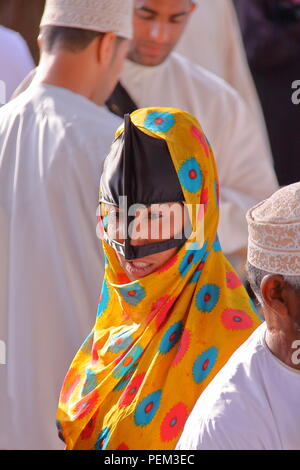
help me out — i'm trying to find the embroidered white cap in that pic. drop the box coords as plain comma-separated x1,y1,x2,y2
247,183,300,275
40,0,134,39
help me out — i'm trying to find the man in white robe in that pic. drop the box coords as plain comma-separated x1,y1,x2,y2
175,0,264,125
0,0,133,450
177,183,300,450
117,0,278,267
0,25,35,103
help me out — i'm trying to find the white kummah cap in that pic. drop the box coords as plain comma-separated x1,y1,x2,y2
247,182,300,276
40,0,134,39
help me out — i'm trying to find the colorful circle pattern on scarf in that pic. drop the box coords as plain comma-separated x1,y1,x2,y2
113,364,138,392
144,111,176,133
80,331,94,354
178,157,202,194
160,402,188,442
179,242,207,277
134,390,162,427
190,125,210,158
80,410,99,440
190,251,209,283
119,373,146,408
119,284,146,306
117,442,130,450
97,280,110,317
81,369,98,396
156,254,178,273
172,329,191,367
94,427,110,450
146,296,177,329
200,186,209,211
92,338,105,364
155,296,177,330
192,347,218,384
196,284,220,313
221,308,254,331
108,331,134,353
60,368,81,404
213,235,221,252
74,390,99,420
226,271,242,289
113,345,143,378
117,272,130,284
159,321,183,354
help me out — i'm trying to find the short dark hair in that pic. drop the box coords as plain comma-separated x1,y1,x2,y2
41,26,105,53
246,262,300,304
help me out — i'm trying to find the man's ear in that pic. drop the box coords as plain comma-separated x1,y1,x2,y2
261,274,289,317
96,32,117,66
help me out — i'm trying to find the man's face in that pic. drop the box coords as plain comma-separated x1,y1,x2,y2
128,0,195,66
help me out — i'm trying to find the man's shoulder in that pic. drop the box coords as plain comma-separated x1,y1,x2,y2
0,85,121,137
0,91,30,125
177,325,271,450
48,86,121,135
0,87,121,165
195,324,269,411
169,52,242,100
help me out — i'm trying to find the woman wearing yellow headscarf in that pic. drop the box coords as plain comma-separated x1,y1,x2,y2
56,108,261,450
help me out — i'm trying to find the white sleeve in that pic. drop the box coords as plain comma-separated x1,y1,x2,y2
176,399,266,450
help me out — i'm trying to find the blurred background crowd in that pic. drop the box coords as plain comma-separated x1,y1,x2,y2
1,0,300,184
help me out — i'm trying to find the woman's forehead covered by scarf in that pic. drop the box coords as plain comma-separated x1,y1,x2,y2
100,113,185,207
101,107,218,207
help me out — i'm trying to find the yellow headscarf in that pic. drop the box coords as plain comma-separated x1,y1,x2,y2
57,108,261,450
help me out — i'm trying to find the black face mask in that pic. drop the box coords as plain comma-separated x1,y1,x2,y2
100,114,192,260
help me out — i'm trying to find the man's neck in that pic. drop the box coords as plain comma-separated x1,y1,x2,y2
265,327,300,371
37,53,105,106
